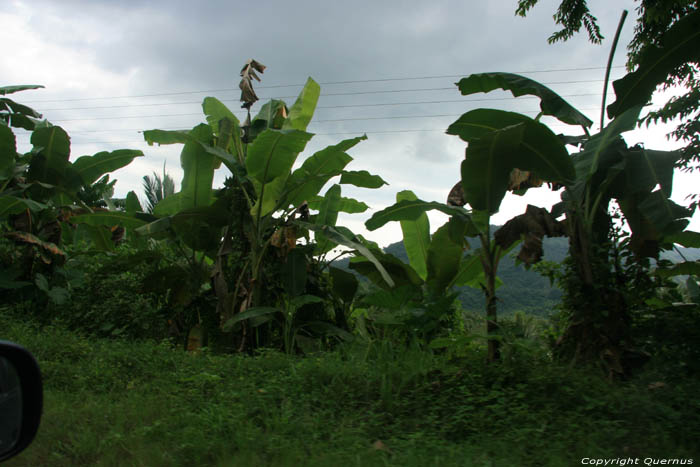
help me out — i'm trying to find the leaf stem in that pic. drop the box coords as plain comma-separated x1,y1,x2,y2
231,258,251,314
600,10,628,131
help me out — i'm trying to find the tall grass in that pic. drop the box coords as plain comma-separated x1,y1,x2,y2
1,308,698,466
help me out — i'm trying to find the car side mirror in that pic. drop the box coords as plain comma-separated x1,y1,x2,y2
0,340,43,462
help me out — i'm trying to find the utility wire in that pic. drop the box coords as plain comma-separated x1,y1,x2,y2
21,122,595,146
21,66,625,104
45,94,602,126
47,93,603,123
37,80,610,111
322,94,601,109
16,109,598,145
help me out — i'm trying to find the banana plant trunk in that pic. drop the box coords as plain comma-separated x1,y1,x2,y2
480,233,500,362
558,215,632,376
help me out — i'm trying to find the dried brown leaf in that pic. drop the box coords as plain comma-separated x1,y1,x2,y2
111,225,125,244
239,79,259,109
508,168,543,191
446,181,466,207
284,226,297,250
494,205,566,266
270,228,285,248
239,59,266,109
4,231,66,260
240,59,266,77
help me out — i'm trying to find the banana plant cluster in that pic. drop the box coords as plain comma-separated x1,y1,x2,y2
361,9,699,364
424,10,698,369
353,190,479,340
364,75,578,359
1,85,143,299
91,73,392,351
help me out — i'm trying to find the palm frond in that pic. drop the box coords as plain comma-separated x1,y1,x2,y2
142,174,159,213
142,162,176,213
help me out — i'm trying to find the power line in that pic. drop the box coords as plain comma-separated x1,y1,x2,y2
317,94,602,109
38,79,611,112
16,108,599,146
21,66,624,104
312,110,602,124
20,122,593,146
34,101,602,134
47,93,603,123
49,94,600,129
270,68,623,87
15,130,458,145
58,127,186,134
52,112,202,122
42,80,610,112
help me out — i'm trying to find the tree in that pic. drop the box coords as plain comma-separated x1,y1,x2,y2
452,5,700,374
142,164,175,213
516,0,700,175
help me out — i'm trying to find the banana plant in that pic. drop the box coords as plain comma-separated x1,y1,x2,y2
367,94,576,359
366,76,578,359
439,10,699,370
1,85,143,294
130,66,392,350
444,75,579,360
357,190,485,341
221,244,354,354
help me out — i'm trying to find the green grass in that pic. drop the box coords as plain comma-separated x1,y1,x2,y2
1,310,698,466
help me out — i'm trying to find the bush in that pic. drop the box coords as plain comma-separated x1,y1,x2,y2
50,244,170,340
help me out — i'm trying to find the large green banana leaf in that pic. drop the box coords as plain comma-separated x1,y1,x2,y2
246,129,313,184
396,190,430,281
27,126,71,186
179,124,217,210
0,125,16,180
71,211,148,229
339,169,388,189
451,112,572,214
282,77,320,131
300,222,395,288
313,184,342,255
0,196,47,217
72,149,144,186
285,135,365,209
366,198,473,232
457,72,593,128
426,222,463,294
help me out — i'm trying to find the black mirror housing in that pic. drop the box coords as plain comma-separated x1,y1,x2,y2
0,340,43,462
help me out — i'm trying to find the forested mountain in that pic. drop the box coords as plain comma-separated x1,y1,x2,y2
337,230,700,316
383,234,568,316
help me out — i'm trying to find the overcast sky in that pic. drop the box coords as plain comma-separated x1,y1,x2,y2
3,0,696,246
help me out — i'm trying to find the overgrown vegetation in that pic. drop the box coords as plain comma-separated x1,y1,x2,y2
1,307,699,466
1,4,700,464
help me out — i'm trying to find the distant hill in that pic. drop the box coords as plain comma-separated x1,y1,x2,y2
382,234,568,316
660,247,700,263
336,228,700,317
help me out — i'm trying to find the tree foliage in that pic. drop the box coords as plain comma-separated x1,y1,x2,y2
444,15,697,370
516,0,700,172
142,165,175,213
515,0,603,44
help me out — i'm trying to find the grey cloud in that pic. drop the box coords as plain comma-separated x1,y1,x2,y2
6,0,658,245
